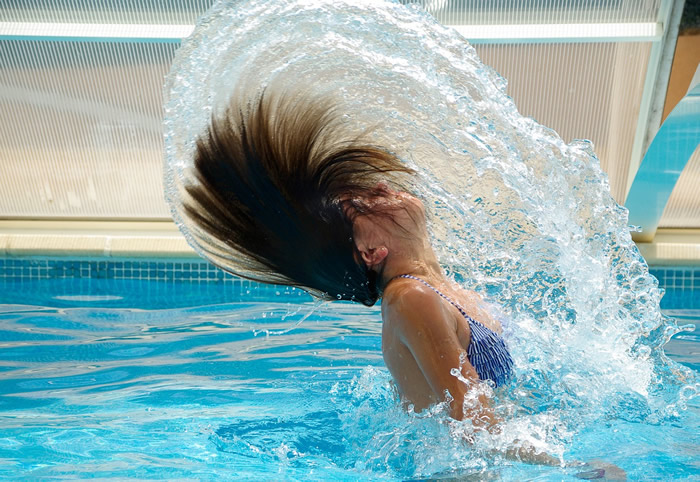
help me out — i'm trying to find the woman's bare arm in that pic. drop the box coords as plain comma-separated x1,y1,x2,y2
383,283,495,425
383,283,562,466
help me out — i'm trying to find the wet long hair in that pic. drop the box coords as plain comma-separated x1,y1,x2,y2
182,89,414,305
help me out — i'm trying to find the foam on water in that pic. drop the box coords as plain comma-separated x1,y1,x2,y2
163,0,699,468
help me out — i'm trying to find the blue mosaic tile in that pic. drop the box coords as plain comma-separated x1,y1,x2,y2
1,257,230,283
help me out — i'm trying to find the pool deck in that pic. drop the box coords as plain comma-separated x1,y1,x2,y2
0,220,197,259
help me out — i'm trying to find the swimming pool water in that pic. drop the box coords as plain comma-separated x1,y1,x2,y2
0,278,697,479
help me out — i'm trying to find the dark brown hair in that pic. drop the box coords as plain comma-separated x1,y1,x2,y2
182,90,413,305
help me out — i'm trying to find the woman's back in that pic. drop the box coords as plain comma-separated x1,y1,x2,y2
380,276,510,422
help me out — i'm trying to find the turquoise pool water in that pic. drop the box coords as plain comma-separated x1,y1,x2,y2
0,277,697,479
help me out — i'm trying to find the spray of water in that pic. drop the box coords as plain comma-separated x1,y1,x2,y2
164,0,698,473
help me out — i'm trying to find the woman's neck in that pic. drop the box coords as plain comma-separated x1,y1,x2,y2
380,244,445,287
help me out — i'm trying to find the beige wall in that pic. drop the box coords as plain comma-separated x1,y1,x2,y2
662,34,700,121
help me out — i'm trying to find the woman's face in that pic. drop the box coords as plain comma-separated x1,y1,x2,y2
349,183,427,269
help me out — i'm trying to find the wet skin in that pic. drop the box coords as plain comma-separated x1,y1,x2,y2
349,184,502,423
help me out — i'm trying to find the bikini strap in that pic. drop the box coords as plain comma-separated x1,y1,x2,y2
394,274,478,324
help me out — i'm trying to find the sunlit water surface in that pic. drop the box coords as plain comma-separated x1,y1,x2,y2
0,279,697,480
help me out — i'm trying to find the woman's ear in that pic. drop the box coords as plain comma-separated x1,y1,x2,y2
359,245,388,270
352,212,388,270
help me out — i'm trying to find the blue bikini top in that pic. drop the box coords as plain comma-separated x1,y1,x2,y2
395,274,514,387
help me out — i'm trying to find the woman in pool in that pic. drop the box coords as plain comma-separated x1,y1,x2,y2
182,90,563,466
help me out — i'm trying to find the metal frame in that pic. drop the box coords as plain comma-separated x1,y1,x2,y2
625,0,685,200
454,22,661,44
0,22,191,42
0,20,663,44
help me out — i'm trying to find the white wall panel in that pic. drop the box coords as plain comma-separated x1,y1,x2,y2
0,40,174,218
475,42,651,203
405,0,661,25
0,0,216,24
1,0,680,221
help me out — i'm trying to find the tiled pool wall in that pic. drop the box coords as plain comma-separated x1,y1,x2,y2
648,266,699,309
0,257,697,308
0,257,310,302
0,258,237,283
648,267,700,290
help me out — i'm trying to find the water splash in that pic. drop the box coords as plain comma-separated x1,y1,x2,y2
251,299,329,337
163,0,697,466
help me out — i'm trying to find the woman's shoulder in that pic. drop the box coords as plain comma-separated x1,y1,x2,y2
383,276,434,305
382,278,451,326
